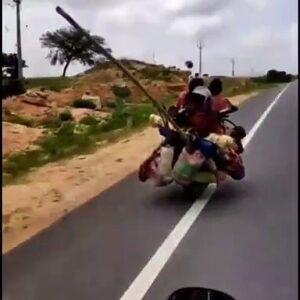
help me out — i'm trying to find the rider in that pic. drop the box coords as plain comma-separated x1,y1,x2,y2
208,78,238,114
208,78,238,134
175,77,204,109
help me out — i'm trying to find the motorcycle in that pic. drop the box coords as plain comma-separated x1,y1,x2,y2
182,113,245,198
138,110,246,199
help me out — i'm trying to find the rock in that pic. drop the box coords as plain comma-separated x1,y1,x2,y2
70,108,94,122
21,97,51,108
96,140,108,146
26,144,41,152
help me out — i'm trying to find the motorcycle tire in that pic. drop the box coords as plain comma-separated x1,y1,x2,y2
183,182,209,200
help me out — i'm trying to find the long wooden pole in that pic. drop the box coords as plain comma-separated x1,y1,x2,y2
55,6,187,141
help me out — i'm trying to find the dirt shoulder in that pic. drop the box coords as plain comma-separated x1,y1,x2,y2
2,92,257,254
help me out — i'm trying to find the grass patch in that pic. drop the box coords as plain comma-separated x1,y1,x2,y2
24,76,75,92
221,78,277,97
4,114,35,127
3,94,177,184
4,79,275,185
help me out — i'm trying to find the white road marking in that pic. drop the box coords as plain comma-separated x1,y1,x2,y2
119,84,291,300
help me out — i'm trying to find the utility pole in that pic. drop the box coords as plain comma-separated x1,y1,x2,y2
14,0,23,79
230,58,235,77
197,40,204,76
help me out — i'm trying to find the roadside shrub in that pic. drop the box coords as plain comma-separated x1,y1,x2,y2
111,84,131,98
79,115,101,126
72,99,96,109
39,116,62,129
58,109,74,122
105,101,116,109
4,114,35,127
2,78,26,98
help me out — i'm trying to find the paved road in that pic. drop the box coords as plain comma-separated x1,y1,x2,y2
3,83,298,300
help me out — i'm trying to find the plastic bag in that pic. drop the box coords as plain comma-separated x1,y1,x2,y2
147,146,174,187
158,146,174,178
172,148,206,185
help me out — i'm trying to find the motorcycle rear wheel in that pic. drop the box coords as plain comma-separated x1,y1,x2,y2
183,182,209,200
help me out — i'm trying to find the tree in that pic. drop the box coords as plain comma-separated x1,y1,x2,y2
40,27,111,77
266,69,292,83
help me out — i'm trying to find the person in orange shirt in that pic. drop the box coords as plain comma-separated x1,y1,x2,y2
207,78,238,134
208,78,238,114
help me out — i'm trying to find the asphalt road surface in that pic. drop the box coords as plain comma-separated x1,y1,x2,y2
3,82,298,300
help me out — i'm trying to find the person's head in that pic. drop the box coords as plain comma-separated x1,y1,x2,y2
194,73,199,78
188,77,204,93
208,78,223,96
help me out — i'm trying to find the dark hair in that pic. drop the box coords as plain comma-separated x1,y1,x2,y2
208,78,223,96
194,73,199,78
188,77,204,93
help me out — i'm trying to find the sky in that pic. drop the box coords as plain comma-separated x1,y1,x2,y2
2,0,298,78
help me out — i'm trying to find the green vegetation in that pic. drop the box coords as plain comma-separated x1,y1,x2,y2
40,27,111,77
3,57,281,185
72,99,97,109
4,113,35,127
24,76,75,91
111,84,131,98
58,109,74,122
140,66,173,81
221,78,276,97
3,94,176,184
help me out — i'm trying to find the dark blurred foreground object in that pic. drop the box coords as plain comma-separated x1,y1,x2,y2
2,53,27,79
2,78,26,99
2,53,27,98
168,287,236,300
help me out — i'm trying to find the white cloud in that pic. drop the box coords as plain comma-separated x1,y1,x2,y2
243,0,269,11
168,15,224,37
2,0,296,77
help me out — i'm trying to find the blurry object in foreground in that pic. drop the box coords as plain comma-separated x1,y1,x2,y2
168,287,236,300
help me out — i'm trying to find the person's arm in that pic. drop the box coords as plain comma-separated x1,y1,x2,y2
175,91,187,109
224,98,238,113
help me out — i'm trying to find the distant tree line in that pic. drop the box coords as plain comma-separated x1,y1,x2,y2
266,69,294,83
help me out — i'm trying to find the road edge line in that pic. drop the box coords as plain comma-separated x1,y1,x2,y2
119,83,291,300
